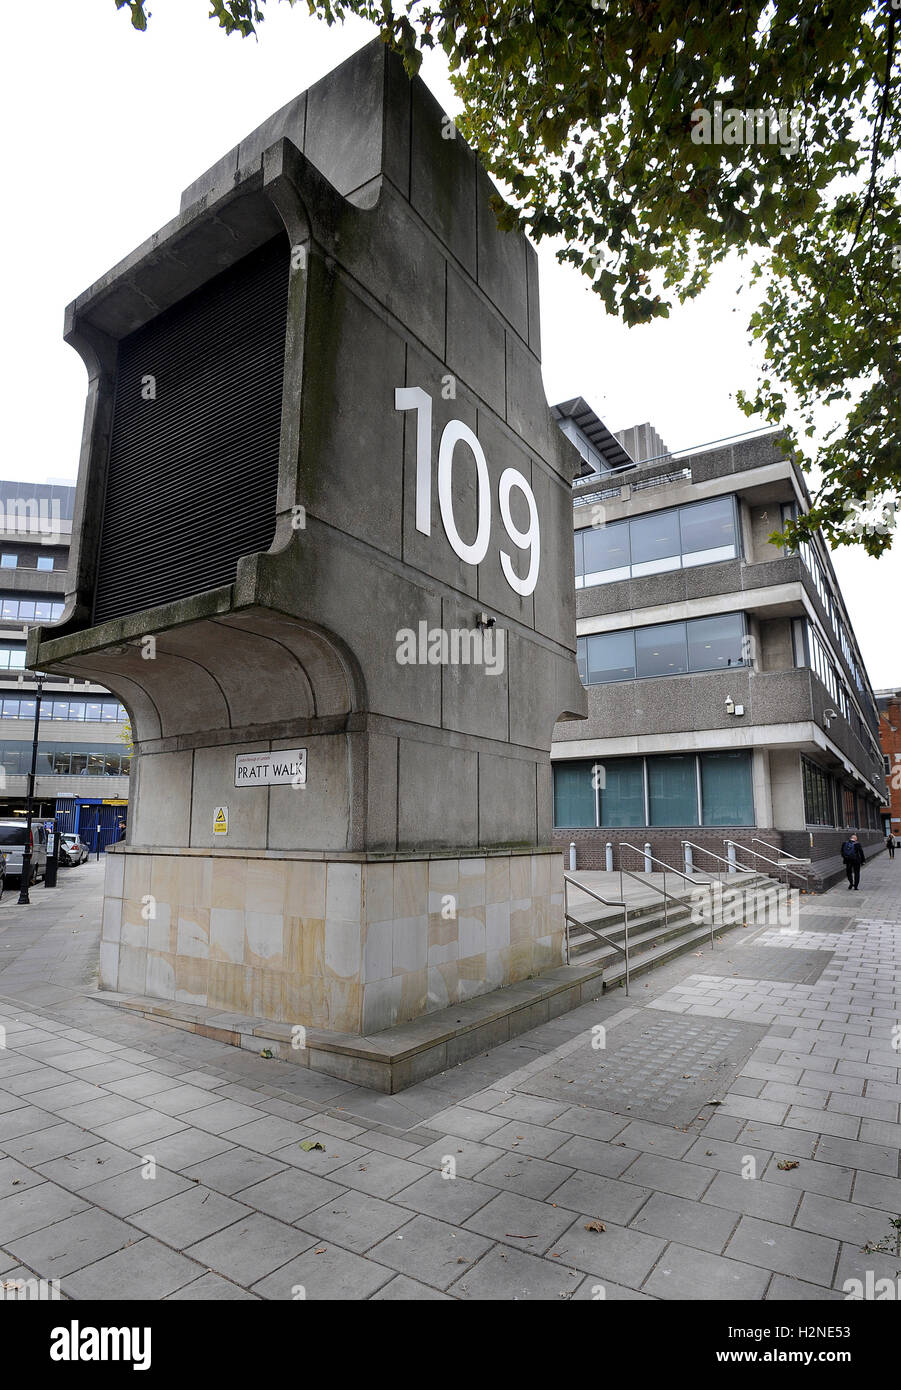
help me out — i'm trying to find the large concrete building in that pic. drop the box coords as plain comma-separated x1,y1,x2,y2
0,479,130,847
551,400,887,886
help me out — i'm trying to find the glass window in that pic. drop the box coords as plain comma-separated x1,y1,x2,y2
51,752,71,774
69,753,88,775
50,701,69,720
18,700,35,721
841,785,857,827
701,752,754,826
67,701,85,722
599,758,645,826
87,754,106,775
36,556,54,572
586,631,636,684
117,705,128,722
6,649,25,669
104,755,121,775
687,614,745,672
51,603,64,619
581,521,630,585
648,754,699,826
1,555,17,568
101,702,118,721
553,761,596,827
576,637,588,685
635,622,688,678
34,601,53,621
17,601,35,621
0,599,16,619
0,699,17,718
85,702,102,722
630,510,681,577
680,497,737,566
803,758,835,826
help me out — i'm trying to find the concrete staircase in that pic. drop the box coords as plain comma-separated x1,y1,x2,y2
564,871,790,991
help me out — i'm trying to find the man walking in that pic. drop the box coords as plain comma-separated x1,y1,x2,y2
886,833,895,861
841,833,866,890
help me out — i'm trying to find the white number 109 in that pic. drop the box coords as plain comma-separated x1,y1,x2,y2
395,386,541,597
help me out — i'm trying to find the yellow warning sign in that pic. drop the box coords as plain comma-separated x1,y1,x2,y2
213,805,228,835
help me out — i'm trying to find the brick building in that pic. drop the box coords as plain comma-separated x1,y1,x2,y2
876,689,901,838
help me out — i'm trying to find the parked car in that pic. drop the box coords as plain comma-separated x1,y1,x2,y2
0,820,48,885
60,834,90,867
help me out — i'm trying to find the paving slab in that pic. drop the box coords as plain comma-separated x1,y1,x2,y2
185,1212,316,1283
129,1186,250,1246
180,1147,289,1195
7,1209,136,1278
299,1189,415,1253
724,1214,839,1285
366,1213,493,1290
61,1237,201,1300
643,1242,772,1300
251,1243,395,1300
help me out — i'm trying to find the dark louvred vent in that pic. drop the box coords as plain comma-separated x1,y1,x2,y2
93,235,289,624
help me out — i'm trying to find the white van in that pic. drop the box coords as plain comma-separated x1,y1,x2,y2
0,820,48,885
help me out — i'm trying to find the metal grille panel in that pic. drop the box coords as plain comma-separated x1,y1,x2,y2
93,236,289,623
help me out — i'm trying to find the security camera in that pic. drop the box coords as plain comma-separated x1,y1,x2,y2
724,696,735,715
476,612,496,630
824,708,837,720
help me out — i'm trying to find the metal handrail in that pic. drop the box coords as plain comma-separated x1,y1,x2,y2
752,836,807,864
682,839,749,877
617,842,699,889
682,840,775,929
617,842,715,948
563,873,632,996
724,840,811,894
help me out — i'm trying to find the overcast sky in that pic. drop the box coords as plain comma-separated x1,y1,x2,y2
3,0,896,686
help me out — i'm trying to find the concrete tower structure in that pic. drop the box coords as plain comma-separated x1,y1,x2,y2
31,42,585,1053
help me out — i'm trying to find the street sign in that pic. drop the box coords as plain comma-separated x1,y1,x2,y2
234,749,306,788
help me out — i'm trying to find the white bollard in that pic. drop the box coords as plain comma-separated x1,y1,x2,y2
569,842,577,872
726,840,737,873
644,842,653,874
684,842,693,876
605,841,613,872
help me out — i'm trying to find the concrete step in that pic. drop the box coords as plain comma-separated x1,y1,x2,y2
567,876,784,949
601,919,744,990
565,875,791,986
568,907,696,962
568,872,772,933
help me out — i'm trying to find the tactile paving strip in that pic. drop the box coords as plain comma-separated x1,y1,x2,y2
698,944,833,981
521,1013,770,1127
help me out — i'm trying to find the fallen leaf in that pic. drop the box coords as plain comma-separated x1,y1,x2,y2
300,1141,326,1152
584,1219,606,1233
777,1159,799,1171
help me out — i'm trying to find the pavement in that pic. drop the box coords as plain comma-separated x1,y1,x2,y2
0,853,899,1301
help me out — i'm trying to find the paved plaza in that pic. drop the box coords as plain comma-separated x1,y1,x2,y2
0,855,899,1300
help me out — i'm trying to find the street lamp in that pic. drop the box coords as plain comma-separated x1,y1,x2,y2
17,675,44,905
